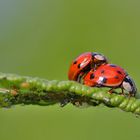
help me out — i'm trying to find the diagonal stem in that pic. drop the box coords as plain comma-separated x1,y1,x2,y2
0,72,139,115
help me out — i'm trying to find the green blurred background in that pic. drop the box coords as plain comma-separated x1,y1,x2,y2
0,0,140,140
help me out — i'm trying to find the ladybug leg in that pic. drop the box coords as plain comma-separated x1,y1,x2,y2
77,71,88,83
108,88,115,94
128,92,135,98
77,72,85,83
120,88,125,96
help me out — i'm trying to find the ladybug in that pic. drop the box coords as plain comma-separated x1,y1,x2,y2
83,64,137,96
68,52,108,81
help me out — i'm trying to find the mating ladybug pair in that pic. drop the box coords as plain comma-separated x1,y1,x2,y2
68,52,137,97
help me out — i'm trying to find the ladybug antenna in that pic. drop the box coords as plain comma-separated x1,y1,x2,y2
122,76,137,96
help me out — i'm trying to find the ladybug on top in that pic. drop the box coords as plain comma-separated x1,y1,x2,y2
68,52,108,81
68,52,137,97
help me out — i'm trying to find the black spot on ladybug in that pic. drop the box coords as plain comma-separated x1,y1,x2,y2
102,77,107,83
90,73,95,79
117,70,122,75
78,64,81,69
109,64,117,67
101,70,105,74
114,76,119,79
73,61,77,64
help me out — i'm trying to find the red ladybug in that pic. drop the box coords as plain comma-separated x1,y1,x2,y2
68,52,108,81
83,64,137,96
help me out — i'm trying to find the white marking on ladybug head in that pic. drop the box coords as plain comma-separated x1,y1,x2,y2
80,58,88,67
94,54,105,61
122,81,132,92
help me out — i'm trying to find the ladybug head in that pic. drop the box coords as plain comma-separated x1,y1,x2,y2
122,76,137,96
92,53,108,67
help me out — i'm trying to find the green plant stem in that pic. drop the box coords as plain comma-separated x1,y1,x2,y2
0,72,139,115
